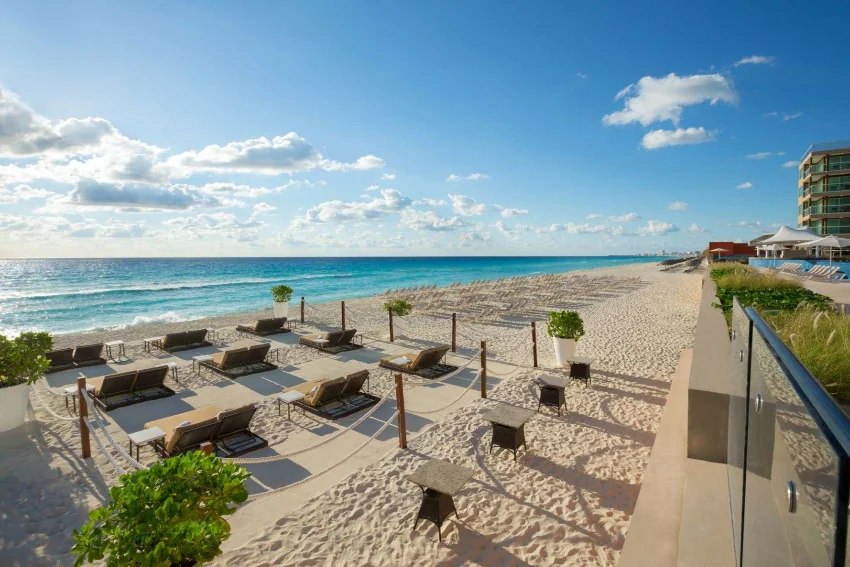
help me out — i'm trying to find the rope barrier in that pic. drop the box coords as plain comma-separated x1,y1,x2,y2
247,410,400,501
81,389,147,471
224,384,397,464
403,348,483,387
30,382,79,422
406,370,483,415
84,418,128,477
486,346,536,377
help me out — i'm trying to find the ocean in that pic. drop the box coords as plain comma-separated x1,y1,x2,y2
0,256,664,336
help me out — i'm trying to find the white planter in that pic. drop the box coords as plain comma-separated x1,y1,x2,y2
0,383,30,432
273,301,290,319
552,337,577,367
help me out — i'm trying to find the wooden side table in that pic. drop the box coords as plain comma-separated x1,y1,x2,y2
128,427,166,460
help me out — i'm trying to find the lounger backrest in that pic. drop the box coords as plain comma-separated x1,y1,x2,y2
216,404,257,437
406,349,430,371
134,366,168,391
341,370,369,397
323,331,345,346
339,328,358,345
46,348,74,367
168,419,221,454
98,371,138,397
271,317,287,329
220,347,249,369
254,318,276,332
73,343,103,362
185,329,208,345
246,343,271,364
309,377,346,406
161,332,187,349
414,345,450,370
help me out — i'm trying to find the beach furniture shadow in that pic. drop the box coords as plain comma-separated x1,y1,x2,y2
241,452,312,495
106,392,197,434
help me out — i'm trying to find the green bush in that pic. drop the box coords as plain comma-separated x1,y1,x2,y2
546,311,585,341
710,265,831,320
72,452,251,567
383,298,413,317
270,285,294,303
768,307,850,403
0,332,53,389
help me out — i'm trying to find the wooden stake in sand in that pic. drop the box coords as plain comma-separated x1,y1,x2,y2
300,297,305,324
341,301,346,331
480,340,487,398
531,321,538,368
395,373,407,449
388,307,394,343
452,313,457,353
200,442,214,456
78,377,91,459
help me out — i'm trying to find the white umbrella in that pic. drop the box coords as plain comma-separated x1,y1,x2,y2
795,235,850,267
709,247,729,261
758,244,787,267
759,225,820,245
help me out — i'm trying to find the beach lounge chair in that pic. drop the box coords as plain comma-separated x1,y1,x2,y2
379,345,455,378
87,366,175,411
45,343,108,373
282,370,378,419
299,328,362,354
201,343,276,378
153,330,212,353
145,406,223,458
236,317,291,337
214,404,269,456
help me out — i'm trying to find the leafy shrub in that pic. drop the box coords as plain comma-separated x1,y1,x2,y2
270,285,294,303
768,307,850,403
72,452,251,567
0,332,53,389
546,311,585,341
383,298,413,317
710,263,753,280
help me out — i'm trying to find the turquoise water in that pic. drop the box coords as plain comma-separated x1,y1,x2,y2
0,256,664,335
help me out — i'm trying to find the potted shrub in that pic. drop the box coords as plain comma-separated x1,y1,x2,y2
0,332,52,432
546,310,585,366
72,451,251,567
270,284,294,319
383,298,413,339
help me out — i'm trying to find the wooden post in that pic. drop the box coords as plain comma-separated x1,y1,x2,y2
451,313,457,353
531,321,538,368
388,308,394,342
480,340,487,399
300,297,305,323
78,377,91,459
341,301,346,331
200,442,214,456
395,373,407,449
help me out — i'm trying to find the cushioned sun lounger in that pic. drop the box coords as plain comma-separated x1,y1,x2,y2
236,317,291,337
144,404,267,458
282,371,379,419
87,366,175,411
201,343,276,378
154,330,212,352
379,345,455,378
299,329,362,354
45,344,107,373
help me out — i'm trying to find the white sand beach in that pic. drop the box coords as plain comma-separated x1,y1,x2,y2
0,262,702,566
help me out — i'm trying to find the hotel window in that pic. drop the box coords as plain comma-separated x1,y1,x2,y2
827,175,850,192
824,197,850,214
828,154,850,172
826,218,850,234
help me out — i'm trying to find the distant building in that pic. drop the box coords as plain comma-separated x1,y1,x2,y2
797,141,850,236
706,241,757,259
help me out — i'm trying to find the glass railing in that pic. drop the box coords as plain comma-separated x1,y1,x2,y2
828,163,850,173
826,183,850,193
811,184,826,194
825,225,850,235
728,299,850,566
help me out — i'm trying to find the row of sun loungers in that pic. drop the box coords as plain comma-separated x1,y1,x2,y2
144,403,268,458
775,262,846,281
88,365,175,411
201,343,276,378
299,328,361,354
236,317,292,337
379,345,455,379
282,369,378,419
151,329,212,352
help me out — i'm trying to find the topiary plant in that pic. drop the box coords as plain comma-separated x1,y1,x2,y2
72,451,251,567
383,298,413,317
546,311,585,341
0,332,53,389
270,284,294,303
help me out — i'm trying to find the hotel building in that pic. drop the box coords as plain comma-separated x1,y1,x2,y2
797,141,850,236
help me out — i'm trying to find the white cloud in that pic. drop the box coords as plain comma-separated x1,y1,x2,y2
500,207,528,217
198,182,274,198
586,213,602,219
737,181,753,189
782,160,798,168
413,198,446,207
447,173,489,182
549,222,608,234
458,231,492,246
688,223,707,233
641,127,717,150
0,184,54,204
251,202,276,216
746,151,772,159
349,155,386,170
380,173,396,180
449,193,490,216
609,212,640,222
495,220,535,238
603,73,737,127
292,188,412,228
734,55,775,67
163,212,263,241
57,180,227,211
398,209,470,232
576,72,588,79
637,220,679,236
668,201,688,211
366,184,380,191
0,212,153,240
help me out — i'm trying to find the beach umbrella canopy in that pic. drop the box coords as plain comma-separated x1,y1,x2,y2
760,225,819,245
709,247,729,252
794,235,850,249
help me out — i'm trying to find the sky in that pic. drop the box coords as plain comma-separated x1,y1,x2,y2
1,0,849,258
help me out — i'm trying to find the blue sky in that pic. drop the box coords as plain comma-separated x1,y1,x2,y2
1,0,848,257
